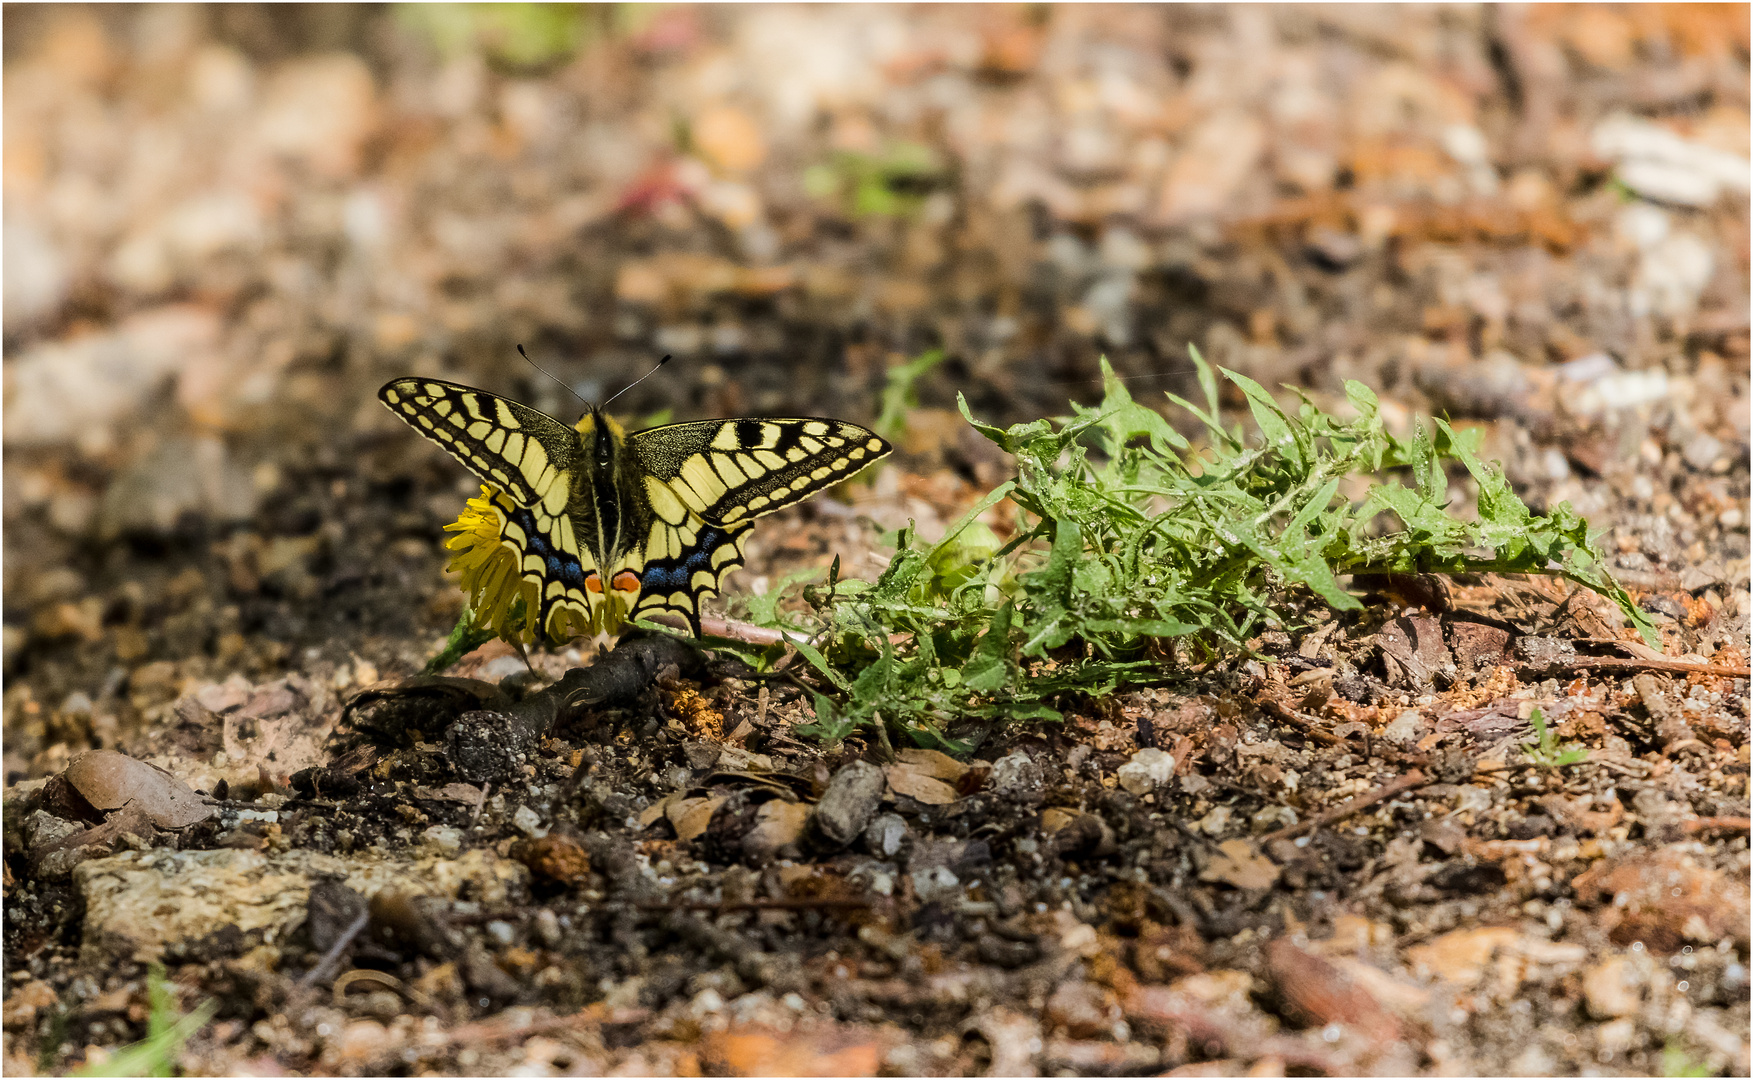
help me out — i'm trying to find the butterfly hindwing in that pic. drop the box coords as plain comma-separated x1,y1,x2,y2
471,486,602,640
627,418,891,527
630,518,754,634
379,378,579,516
505,498,599,637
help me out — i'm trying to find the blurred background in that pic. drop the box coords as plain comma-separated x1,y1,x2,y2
4,4,1747,779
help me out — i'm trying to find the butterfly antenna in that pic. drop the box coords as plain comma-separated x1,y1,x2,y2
600,354,672,411
516,344,590,406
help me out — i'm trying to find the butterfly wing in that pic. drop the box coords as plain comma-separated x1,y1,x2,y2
379,379,579,515
626,418,891,527
626,518,754,634
381,378,603,637
622,417,891,633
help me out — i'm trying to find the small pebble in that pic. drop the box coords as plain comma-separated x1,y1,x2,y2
512,805,546,838
421,825,462,856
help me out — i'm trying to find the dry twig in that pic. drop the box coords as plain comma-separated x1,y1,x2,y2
1683,816,1751,835
644,613,795,646
1261,769,1430,845
1258,697,1346,747
635,897,874,913
297,907,370,989
1514,657,1751,678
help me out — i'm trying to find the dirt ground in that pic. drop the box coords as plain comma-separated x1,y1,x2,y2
3,5,1749,1077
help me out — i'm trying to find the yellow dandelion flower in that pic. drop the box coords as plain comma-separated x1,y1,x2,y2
443,486,538,644
442,485,605,645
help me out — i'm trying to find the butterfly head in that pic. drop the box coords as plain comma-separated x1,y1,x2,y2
574,407,628,468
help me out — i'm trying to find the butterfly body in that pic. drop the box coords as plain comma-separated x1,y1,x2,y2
380,377,891,639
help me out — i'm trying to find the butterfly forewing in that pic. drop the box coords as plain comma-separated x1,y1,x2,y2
379,378,579,515
628,418,891,527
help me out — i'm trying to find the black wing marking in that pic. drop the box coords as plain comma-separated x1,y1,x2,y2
496,499,602,638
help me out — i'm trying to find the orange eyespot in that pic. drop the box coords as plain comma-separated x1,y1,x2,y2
611,570,641,593
583,572,603,593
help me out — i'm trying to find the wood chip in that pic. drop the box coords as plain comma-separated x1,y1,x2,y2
1199,839,1280,890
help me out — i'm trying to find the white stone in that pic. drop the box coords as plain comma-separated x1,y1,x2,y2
1115,748,1176,795
421,826,463,857
1594,113,1750,207
512,805,546,838
909,865,961,904
1382,709,1426,746
1583,956,1644,1019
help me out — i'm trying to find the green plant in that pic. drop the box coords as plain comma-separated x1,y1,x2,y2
1522,708,1590,769
74,963,217,1078
726,347,1656,750
802,143,946,218
423,602,500,675
1661,1040,1713,1078
875,348,948,444
399,3,607,71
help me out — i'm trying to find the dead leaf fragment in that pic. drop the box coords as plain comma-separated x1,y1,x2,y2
638,792,680,830
704,1022,889,1076
885,761,959,805
1324,957,1430,1021
1376,614,1455,690
1571,845,1750,951
62,750,212,829
894,747,968,782
742,799,810,859
1265,938,1398,1044
1198,840,1279,890
670,795,726,842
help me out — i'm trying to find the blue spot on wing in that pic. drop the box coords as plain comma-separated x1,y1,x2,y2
644,564,688,589
506,507,589,590
641,525,741,591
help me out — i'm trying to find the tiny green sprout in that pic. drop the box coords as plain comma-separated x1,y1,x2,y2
1521,708,1590,769
875,348,948,445
74,962,216,1078
807,143,944,219
424,603,499,675
1661,1040,1712,1078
